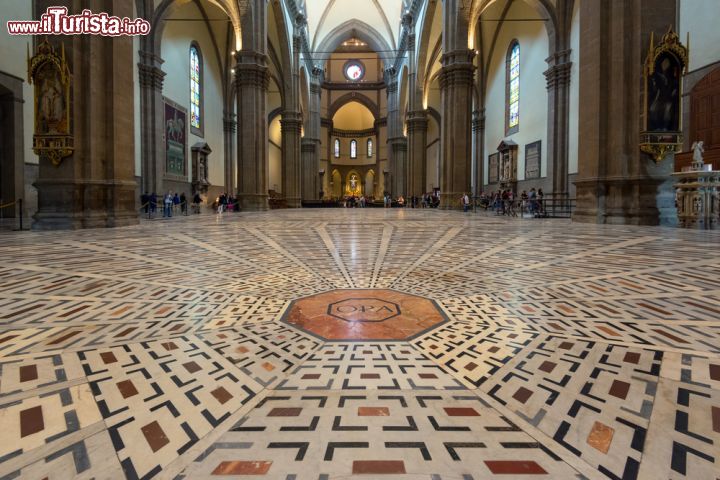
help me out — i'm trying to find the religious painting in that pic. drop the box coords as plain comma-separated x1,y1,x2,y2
525,141,541,180
640,27,688,161
164,98,187,176
345,171,362,196
488,153,499,184
28,39,73,166
647,53,681,132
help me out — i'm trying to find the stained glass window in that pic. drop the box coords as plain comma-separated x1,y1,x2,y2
350,140,357,159
367,138,373,158
507,42,520,131
190,45,202,130
334,138,340,158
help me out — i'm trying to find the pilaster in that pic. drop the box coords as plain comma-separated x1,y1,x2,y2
439,50,475,208
235,54,270,211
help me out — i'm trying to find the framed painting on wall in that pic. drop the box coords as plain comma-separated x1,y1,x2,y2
525,141,541,179
488,152,499,184
164,98,187,177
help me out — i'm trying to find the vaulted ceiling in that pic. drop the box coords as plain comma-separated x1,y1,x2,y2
298,0,408,52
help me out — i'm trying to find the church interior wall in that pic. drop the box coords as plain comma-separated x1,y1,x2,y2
482,0,549,192
679,0,720,72
268,115,282,193
160,0,226,194
0,0,37,219
426,112,440,192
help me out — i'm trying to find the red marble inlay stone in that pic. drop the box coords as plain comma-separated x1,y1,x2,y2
117,380,139,399
302,373,321,380
20,405,44,437
623,352,641,364
211,387,233,405
142,421,170,452
558,342,574,350
513,387,534,404
161,342,178,351
488,346,500,353
282,289,447,341
419,373,438,379
212,461,272,475
608,380,630,400
444,407,480,416
19,365,38,382
709,364,720,381
100,352,117,364
268,407,302,417
484,460,548,474
712,406,720,433
360,373,381,379
358,406,390,416
465,362,479,371
538,361,556,373
352,460,406,474
183,361,202,373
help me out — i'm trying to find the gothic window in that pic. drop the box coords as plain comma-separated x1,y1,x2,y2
350,139,358,159
506,41,520,134
334,138,340,158
367,138,373,158
190,43,203,135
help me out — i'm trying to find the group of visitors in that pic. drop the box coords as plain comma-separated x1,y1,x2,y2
344,195,368,208
477,188,544,216
141,191,235,218
213,193,239,213
383,192,441,208
141,191,188,218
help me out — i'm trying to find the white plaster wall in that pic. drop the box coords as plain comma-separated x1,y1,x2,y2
426,115,440,191
679,0,720,71
482,0,548,184
0,1,36,167
161,2,225,188
568,0,580,175
269,116,282,192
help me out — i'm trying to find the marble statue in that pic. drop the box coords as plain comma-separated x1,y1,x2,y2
691,141,705,167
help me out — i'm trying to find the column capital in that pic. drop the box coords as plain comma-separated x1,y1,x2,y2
406,110,428,132
234,61,270,89
281,111,303,134
439,50,476,89
543,61,572,89
388,137,408,152
472,109,485,132
138,63,166,91
223,116,237,133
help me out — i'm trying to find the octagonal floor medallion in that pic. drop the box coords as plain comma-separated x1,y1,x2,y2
281,289,449,341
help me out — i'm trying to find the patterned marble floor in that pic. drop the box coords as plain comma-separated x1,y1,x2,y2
0,209,718,480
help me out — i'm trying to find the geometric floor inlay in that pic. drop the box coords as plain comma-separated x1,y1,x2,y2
0,209,718,480
282,289,449,340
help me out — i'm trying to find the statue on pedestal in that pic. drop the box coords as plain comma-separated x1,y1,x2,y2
691,141,705,170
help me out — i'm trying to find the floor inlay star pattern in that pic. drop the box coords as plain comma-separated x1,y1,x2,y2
0,210,718,480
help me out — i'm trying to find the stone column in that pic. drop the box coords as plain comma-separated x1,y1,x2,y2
235,52,269,211
472,109,485,195
439,50,475,208
33,2,137,229
573,0,677,225
301,139,319,200
223,114,236,194
407,110,428,197
544,52,572,196
281,111,302,207
301,75,322,201
388,138,408,196
138,51,166,196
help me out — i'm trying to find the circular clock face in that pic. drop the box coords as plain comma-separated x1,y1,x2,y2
345,62,364,81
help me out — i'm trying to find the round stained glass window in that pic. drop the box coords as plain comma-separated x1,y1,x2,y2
344,61,365,81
